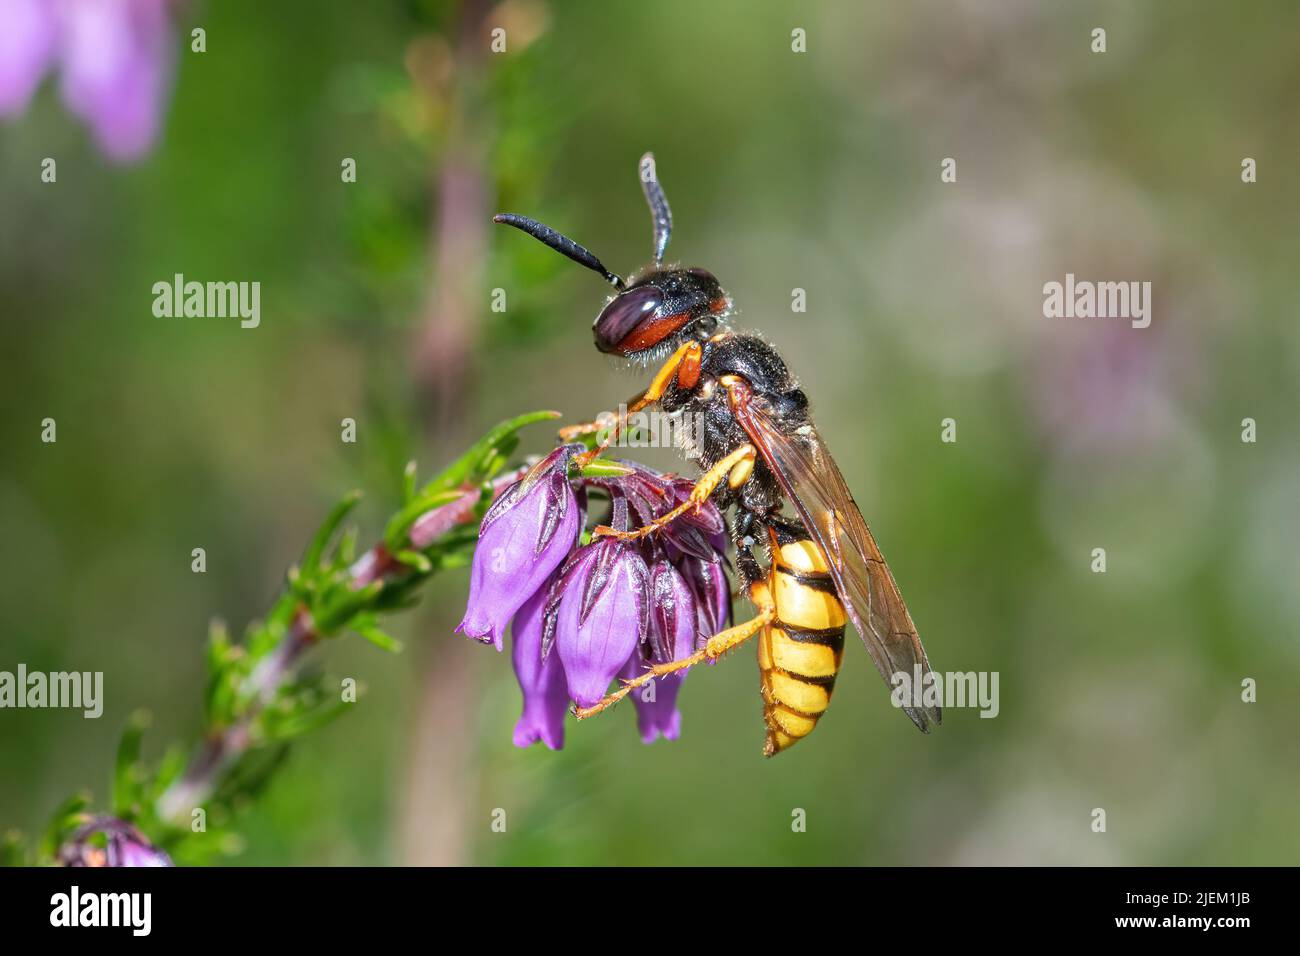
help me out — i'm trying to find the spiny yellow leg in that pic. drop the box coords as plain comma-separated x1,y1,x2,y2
561,403,656,450
571,341,698,467
570,396,653,466
573,602,776,719
558,420,605,441
592,444,756,541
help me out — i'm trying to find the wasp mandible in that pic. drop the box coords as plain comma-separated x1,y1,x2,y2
493,154,939,754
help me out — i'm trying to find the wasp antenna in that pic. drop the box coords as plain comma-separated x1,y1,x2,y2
638,152,672,265
492,213,625,289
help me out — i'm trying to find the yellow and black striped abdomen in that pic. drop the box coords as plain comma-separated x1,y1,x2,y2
758,536,846,756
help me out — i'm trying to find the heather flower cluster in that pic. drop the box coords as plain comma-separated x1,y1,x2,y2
0,0,176,163
458,445,732,749
57,817,172,868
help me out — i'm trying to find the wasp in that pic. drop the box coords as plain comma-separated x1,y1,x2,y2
493,154,939,754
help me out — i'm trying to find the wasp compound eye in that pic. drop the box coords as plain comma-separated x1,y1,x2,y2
593,286,664,354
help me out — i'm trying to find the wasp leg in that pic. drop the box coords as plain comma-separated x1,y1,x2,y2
573,596,776,720
566,395,652,462
557,419,606,441
559,387,651,450
573,340,700,466
592,443,756,542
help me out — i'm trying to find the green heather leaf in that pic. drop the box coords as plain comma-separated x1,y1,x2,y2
205,619,231,673
269,697,351,741
251,593,297,658
151,744,189,800
576,458,633,478
402,460,418,504
392,549,432,574
383,487,465,549
244,625,274,662
423,409,559,494
112,710,151,816
352,614,403,653
476,443,515,482
315,580,383,634
212,745,290,806
41,791,92,858
0,831,28,867
204,642,245,728
302,490,362,572
336,527,359,566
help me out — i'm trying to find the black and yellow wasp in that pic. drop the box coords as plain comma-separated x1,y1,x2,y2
494,154,939,754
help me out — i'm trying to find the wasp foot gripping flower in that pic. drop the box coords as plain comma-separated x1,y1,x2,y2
457,445,582,651
459,454,733,748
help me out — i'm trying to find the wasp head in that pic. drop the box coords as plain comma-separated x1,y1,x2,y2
493,152,730,361
591,267,728,357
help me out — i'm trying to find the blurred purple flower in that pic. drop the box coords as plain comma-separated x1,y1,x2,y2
510,578,568,750
60,0,176,162
111,831,172,867
1028,323,1164,450
458,446,581,651
0,0,57,116
58,817,172,867
0,0,176,163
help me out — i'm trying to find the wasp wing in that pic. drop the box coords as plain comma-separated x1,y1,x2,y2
733,397,941,733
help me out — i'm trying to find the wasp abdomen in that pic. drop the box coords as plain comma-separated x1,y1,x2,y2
759,537,847,755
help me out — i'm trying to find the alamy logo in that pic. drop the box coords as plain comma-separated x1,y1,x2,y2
1042,273,1151,328
595,404,706,451
0,664,102,718
890,667,1000,718
50,887,151,936
152,273,260,328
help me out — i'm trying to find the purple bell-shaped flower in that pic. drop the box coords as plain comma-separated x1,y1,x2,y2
510,576,569,750
551,499,650,708
458,446,581,651
623,559,698,742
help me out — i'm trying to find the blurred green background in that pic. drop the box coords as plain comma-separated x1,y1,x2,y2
2,0,1298,865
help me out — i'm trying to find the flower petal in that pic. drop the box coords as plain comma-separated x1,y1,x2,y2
679,555,733,648
556,543,649,707
58,0,176,163
0,0,57,117
510,580,569,750
620,650,685,744
647,560,696,663
458,460,580,650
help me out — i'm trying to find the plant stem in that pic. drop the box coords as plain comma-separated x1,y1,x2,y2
153,468,521,827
